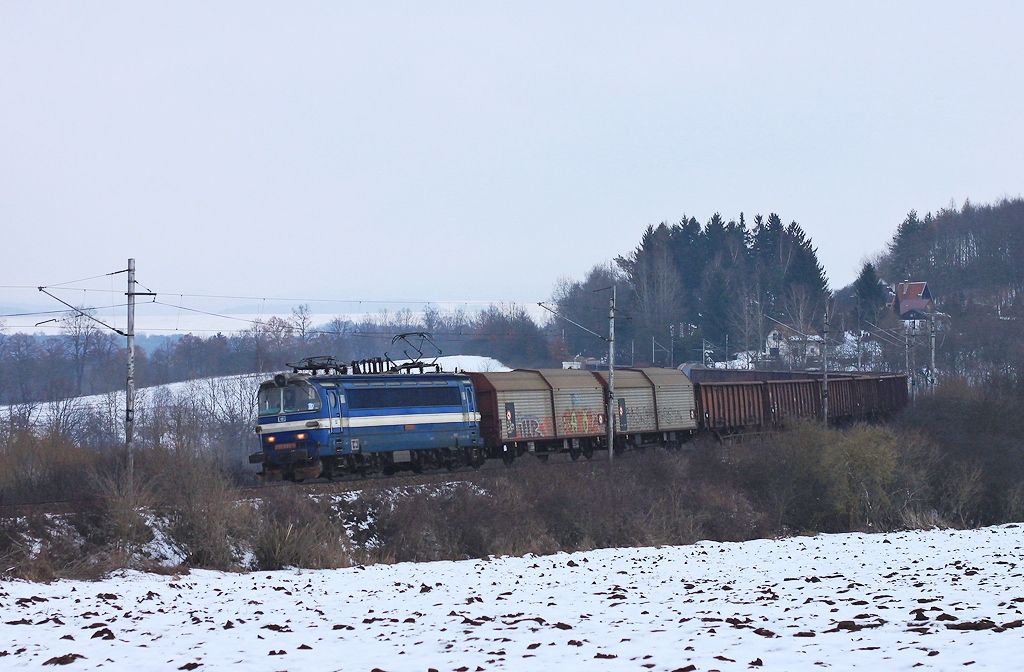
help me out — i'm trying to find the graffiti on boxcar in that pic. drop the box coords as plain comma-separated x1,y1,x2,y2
560,408,606,434
623,407,657,431
503,403,551,439
515,417,549,439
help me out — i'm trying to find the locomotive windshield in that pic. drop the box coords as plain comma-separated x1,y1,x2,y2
258,380,321,416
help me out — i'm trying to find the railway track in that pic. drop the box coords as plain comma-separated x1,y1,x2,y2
242,449,621,497
0,499,83,519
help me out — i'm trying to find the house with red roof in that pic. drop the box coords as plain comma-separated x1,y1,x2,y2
892,281,934,321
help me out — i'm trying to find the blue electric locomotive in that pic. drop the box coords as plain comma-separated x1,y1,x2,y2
250,358,483,481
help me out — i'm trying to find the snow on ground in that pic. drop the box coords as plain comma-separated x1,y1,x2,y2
3,525,1023,671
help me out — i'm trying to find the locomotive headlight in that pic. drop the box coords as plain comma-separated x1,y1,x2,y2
266,436,276,444
295,432,307,440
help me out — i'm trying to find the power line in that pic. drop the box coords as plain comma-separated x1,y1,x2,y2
38,287,126,336
0,303,128,319
153,291,514,305
150,300,254,325
40,268,128,289
10,285,535,307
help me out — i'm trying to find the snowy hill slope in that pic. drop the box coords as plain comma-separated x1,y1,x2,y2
2,525,1022,671
1,355,510,419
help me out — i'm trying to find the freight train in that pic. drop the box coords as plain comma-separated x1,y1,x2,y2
249,355,908,481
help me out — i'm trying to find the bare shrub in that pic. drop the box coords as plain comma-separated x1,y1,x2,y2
898,507,948,530
0,514,117,582
0,430,100,505
370,482,536,562
725,422,907,533
145,447,249,570
687,479,767,542
367,449,767,564
728,423,844,532
835,424,899,530
69,455,156,554
251,488,351,570
941,462,985,526
900,380,1024,524
890,430,943,519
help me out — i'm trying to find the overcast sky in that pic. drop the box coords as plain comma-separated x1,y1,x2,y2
2,2,1022,320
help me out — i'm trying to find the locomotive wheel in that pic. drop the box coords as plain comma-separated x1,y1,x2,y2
582,445,594,460
501,450,514,467
568,447,580,461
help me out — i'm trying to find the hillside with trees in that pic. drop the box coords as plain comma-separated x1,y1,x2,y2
841,198,1024,384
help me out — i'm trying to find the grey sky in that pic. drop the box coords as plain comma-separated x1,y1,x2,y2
2,2,1021,318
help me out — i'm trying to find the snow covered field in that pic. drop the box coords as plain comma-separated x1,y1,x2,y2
2,525,1023,671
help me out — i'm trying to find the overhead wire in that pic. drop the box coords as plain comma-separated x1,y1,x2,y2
14,285,528,307
39,268,128,289
0,303,128,319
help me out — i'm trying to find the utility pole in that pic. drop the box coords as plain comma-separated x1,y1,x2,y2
125,258,137,495
124,259,156,494
822,310,829,424
607,286,616,464
669,325,674,369
38,259,153,495
856,323,863,371
905,326,911,399
535,290,615,462
929,312,936,393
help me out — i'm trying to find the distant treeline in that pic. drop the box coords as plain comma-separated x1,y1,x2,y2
2,199,1022,406
0,305,545,405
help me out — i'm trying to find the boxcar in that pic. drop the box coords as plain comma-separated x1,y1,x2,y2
468,369,608,460
592,367,698,444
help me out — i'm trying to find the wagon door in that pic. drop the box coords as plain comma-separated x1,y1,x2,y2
323,384,346,453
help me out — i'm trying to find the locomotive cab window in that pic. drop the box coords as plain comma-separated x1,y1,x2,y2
258,380,322,416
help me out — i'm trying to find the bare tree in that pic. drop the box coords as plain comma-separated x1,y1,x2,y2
62,309,100,395
729,283,763,369
44,395,85,440
290,304,314,344
783,285,822,368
